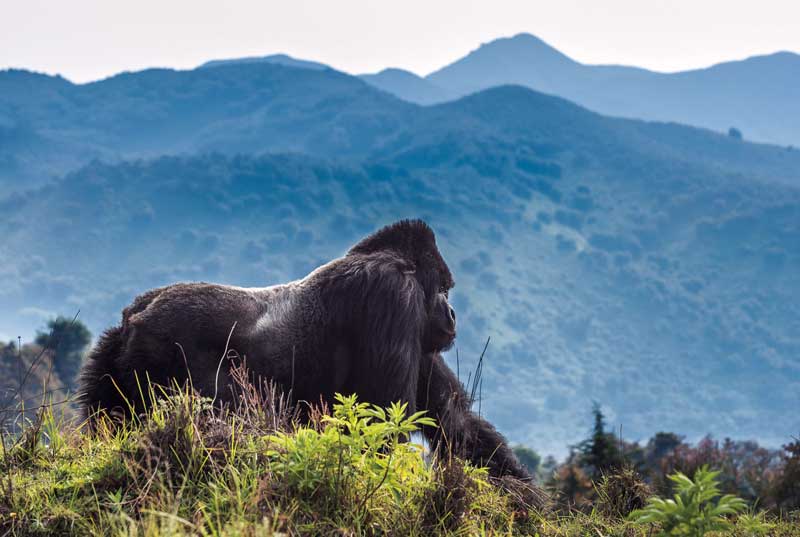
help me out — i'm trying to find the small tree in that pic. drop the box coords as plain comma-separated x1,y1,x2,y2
581,402,620,479
35,317,91,390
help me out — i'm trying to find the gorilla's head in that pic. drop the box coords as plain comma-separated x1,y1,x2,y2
349,219,456,352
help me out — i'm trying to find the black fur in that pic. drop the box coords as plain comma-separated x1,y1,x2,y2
419,352,530,480
78,219,529,480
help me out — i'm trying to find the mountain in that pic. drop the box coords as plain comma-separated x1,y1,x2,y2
368,33,800,147
359,68,450,105
199,53,330,71
427,33,577,96
89,34,800,146
1,63,799,456
0,63,413,191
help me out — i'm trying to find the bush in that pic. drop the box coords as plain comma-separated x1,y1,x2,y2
629,465,748,536
264,393,435,530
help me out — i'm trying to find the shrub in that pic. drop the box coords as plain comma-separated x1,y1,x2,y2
263,393,435,530
629,465,748,536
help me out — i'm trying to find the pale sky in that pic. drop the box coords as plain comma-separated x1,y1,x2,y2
2,0,799,83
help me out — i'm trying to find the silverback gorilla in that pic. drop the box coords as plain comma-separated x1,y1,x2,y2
78,220,530,480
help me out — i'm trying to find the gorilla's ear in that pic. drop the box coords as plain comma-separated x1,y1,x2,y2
348,219,436,257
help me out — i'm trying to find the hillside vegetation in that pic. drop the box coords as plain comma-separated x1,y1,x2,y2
1,61,799,456
2,61,799,190
2,384,798,536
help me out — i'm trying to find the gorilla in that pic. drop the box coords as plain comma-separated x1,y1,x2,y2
78,219,530,481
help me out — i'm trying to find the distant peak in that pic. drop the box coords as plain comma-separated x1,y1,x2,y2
471,32,575,64
487,32,558,49
508,32,549,44
374,68,423,78
199,54,329,71
424,31,577,88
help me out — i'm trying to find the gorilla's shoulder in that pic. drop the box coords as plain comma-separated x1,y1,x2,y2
122,285,173,324
122,282,258,325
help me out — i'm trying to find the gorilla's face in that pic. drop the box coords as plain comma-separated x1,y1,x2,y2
423,291,456,352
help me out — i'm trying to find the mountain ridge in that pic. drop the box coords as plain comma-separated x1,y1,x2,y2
3,61,799,196
6,31,798,146
420,33,800,146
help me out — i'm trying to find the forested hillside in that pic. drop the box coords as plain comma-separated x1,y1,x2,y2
1,62,799,455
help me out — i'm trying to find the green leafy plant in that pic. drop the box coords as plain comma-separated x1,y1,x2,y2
265,393,436,527
629,465,748,536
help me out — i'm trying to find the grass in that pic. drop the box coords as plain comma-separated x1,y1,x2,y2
0,370,798,536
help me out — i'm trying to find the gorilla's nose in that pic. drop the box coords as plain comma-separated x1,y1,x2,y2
448,305,456,324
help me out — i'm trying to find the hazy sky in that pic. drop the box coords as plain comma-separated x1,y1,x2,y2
3,0,799,83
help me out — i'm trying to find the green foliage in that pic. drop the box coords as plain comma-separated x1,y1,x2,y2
264,393,436,528
629,465,749,536
1,390,797,536
34,316,91,389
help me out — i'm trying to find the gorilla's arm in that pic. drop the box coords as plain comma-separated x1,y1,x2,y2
418,353,531,481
